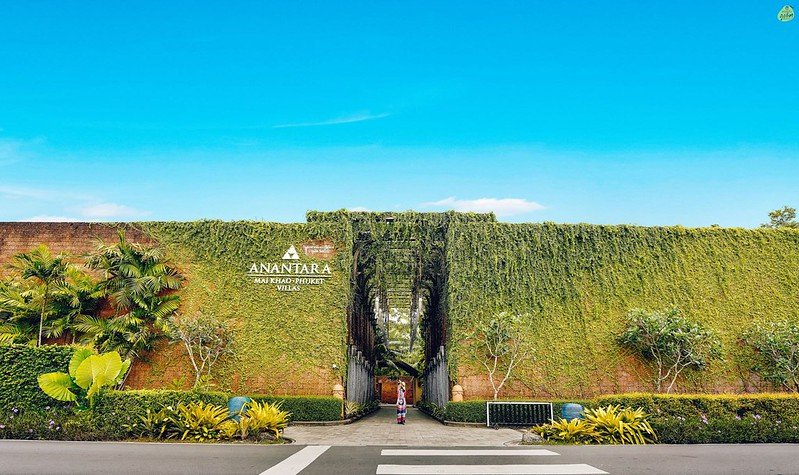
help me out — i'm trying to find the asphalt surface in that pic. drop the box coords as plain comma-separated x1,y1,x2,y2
2,441,799,474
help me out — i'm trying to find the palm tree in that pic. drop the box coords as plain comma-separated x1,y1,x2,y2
49,266,104,343
82,230,183,383
9,245,70,346
0,279,41,345
88,230,183,331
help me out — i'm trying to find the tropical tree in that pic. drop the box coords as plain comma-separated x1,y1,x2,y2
7,245,70,346
469,312,533,400
0,250,101,345
618,308,722,393
166,312,234,388
0,279,40,345
48,266,104,343
78,231,183,374
762,206,799,229
743,319,799,392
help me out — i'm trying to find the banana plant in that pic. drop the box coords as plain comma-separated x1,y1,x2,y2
37,347,131,408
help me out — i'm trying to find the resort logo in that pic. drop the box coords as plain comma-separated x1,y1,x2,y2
247,244,333,292
282,245,300,260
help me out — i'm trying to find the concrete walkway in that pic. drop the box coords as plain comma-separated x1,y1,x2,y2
284,406,522,446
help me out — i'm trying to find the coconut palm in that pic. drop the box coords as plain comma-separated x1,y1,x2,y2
8,245,70,346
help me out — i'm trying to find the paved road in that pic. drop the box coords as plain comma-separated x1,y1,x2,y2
2,441,799,474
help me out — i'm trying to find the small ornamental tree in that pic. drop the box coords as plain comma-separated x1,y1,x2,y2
618,308,721,393
470,312,533,400
743,319,799,392
166,312,234,388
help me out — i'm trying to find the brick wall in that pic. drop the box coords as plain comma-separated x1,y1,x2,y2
0,222,337,396
0,222,152,272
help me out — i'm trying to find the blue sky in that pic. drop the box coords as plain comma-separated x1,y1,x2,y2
1,1,797,226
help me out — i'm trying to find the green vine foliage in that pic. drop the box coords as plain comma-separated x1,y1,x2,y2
309,210,494,368
446,223,799,397
0,345,74,410
133,220,354,394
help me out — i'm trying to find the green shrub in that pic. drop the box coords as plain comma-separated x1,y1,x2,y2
582,405,656,444
534,418,599,444
536,405,655,444
416,400,446,420
441,399,592,423
249,395,341,421
170,401,231,441
124,406,173,439
38,348,130,408
0,345,74,410
444,395,799,444
443,400,486,423
595,393,799,443
92,389,229,439
237,400,290,440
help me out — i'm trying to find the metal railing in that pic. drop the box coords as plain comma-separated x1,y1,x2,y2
486,401,553,427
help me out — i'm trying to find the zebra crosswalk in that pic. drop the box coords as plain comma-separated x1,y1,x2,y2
375,448,608,475
256,445,608,475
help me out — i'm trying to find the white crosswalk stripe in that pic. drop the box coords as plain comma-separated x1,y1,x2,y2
376,447,608,475
259,445,331,475
381,449,560,457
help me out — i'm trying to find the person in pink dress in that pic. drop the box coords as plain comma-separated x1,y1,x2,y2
396,381,407,424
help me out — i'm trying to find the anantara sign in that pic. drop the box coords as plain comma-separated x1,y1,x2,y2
246,241,335,292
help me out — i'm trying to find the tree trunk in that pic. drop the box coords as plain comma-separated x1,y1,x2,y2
38,284,48,347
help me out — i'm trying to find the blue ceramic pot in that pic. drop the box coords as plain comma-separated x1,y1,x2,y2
228,396,252,421
561,403,584,421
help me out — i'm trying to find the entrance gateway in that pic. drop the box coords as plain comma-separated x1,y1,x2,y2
304,211,496,408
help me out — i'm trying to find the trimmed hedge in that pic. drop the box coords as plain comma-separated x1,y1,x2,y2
440,399,592,424
250,395,342,422
0,345,74,411
596,393,799,444
441,395,799,443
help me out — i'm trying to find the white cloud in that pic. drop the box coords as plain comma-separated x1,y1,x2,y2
0,186,53,200
0,185,93,201
422,196,545,217
21,215,80,222
348,206,371,212
80,203,149,219
273,112,390,128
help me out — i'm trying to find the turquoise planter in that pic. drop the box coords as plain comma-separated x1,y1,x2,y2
228,396,252,421
561,403,584,421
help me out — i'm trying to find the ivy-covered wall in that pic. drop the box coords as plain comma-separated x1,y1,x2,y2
130,221,353,395
445,223,799,399
0,221,353,396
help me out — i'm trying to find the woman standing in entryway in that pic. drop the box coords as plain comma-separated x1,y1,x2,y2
396,381,407,424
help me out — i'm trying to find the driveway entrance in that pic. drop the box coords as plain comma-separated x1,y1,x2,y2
284,406,521,446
